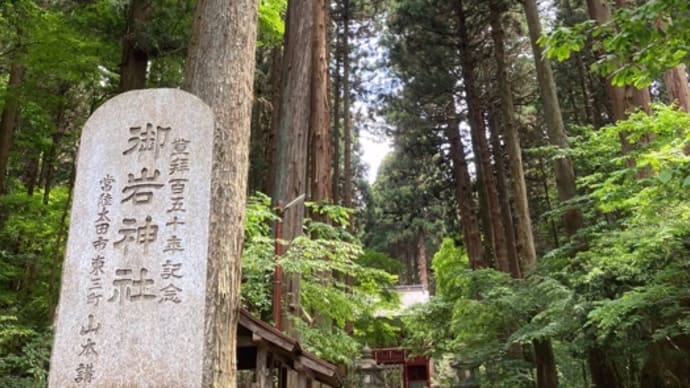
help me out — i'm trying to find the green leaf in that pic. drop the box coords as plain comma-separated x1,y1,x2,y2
683,175,690,188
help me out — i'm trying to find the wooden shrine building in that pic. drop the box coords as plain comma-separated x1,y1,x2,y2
237,309,342,388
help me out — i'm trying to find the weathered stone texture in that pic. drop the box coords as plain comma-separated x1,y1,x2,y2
49,89,214,387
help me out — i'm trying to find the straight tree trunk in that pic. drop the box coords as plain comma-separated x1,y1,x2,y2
456,0,510,274
587,0,652,123
522,1,573,386
118,0,152,92
272,0,316,336
416,229,429,290
22,155,40,196
587,0,652,167
562,0,597,126
445,110,485,269
42,83,71,204
342,0,352,210
488,111,521,279
332,28,342,204
490,4,537,272
588,348,625,388
266,47,283,196
663,65,690,112
474,152,495,267
523,0,582,238
534,338,560,388
0,61,25,194
182,0,258,385
309,0,331,206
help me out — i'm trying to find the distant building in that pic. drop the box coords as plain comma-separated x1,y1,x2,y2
361,284,432,388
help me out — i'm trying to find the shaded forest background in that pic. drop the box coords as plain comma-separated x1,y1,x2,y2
1,0,690,387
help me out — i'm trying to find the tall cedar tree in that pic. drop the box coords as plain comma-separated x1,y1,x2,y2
489,1,537,271
183,0,259,385
272,0,331,336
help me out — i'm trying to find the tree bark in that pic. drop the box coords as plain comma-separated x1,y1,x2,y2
521,1,573,386
416,229,429,290
272,0,316,336
489,4,536,272
309,0,331,206
523,0,582,238
266,47,283,196
588,347,624,388
456,0,510,274
342,0,352,211
183,0,258,385
118,0,152,92
663,65,690,112
488,110,521,279
0,61,25,194
587,0,652,165
445,110,485,269
332,26,342,204
534,338,560,388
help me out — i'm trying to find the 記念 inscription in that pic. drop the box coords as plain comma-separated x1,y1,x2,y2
49,89,214,387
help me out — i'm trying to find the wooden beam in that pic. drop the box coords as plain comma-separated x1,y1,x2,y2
256,343,271,388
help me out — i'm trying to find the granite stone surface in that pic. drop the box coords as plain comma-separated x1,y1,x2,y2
49,89,214,387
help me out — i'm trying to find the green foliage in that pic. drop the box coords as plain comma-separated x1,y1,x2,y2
0,315,50,387
0,187,70,319
403,106,690,385
0,186,71,385
403,238,538,387
542,0,690,87
258,0,286,47
538,21,592,62
241,193,398,365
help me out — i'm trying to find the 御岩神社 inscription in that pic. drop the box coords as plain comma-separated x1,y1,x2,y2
49,89,214,387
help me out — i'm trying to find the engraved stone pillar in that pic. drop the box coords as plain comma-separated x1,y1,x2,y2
49,89,214,387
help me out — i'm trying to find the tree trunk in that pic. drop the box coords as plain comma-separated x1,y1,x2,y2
534,338,559,388
488,111,521,279
342,0,352,211
42,84,70,204
588,0,653,165
489,4,536,272
663,65,690,112
523,0,582,238
588,347,625,388
118,0,152,92
332,27,342,204
445,110,485,269
22,155,40,196
183,0,258,385
417,229,429,290
587,1,652,122
266,47,283,196
521,1,575,386
456,0,509,274
49,161,75,318
0,61,25,194
272,0,316,336
309,0,331,206
562,0,597,127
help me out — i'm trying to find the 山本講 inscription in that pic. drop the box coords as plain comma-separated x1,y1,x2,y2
49,89,214,387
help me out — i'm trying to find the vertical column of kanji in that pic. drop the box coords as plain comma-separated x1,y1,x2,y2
160,137,191,303
111,124,168,307
72,174,114,384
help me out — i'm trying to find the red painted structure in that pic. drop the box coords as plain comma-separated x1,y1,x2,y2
373,348,431,388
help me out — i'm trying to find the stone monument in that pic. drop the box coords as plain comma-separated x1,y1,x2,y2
49,89,214,387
